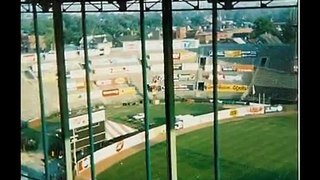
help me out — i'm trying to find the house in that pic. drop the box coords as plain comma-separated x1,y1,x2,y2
79,34,113,49
148,29,162,40
175,27,187,39
21,32,29,53
28,35,46,51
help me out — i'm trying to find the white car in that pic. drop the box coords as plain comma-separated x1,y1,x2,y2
175,120,183,130
133,113,145,120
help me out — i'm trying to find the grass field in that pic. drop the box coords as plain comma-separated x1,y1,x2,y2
98,113,298,180
106,102,220,129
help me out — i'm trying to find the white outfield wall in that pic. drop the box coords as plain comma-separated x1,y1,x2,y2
77,105,265,173
77,125,165,173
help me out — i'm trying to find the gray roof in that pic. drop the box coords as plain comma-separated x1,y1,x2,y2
252,68,297,89
257,33,283,45
195,43,295,73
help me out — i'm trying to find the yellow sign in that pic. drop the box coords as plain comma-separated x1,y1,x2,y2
224,50,242,58
118,87,136,95
206,84,248,93
229,109,238,117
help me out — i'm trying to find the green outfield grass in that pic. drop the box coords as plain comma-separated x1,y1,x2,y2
98,113,298,180
106,102,221,129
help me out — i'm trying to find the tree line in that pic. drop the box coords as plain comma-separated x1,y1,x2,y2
21,9,296,50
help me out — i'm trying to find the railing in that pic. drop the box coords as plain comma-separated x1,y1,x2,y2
21,1,298,180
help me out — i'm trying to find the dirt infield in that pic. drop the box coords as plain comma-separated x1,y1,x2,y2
75,111,297,180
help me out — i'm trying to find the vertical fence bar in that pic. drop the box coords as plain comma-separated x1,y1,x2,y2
81,0,96,179
212,1,220,180
52,0,73,179
31,2,50,179
162,0,178,180
139,0,152,180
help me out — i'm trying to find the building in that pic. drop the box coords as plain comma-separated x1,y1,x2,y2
79,34,112,49
195,28,253,44
21,32,29,53
28,35,47,51
175,27,187,39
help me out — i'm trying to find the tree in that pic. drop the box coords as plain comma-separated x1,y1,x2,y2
63,14,82,45
145,13,162,29
281,19,297,44
251,17,280,38
189,14,207,28
173,13,188,27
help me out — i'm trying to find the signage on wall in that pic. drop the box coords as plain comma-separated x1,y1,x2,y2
241,51,257,57
224,50,242,58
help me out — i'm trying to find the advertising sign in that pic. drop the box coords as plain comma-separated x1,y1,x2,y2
218,74,242,81
173,63,183,70
102,89,119,97
241,51,257,57
229,109,238,117
224,50,242,58
174,85,189,91
248,106,265,115
221,66,236,72
235,64,255,72
175,39,199,49
69,110,105,130
116,141,125,152
265,105,283,113
218,84,248,92
206,84,248,93
217,51,225,57
95,80,112,86
118,87,136,95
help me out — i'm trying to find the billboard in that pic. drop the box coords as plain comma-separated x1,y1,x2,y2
218,74,243,81
118,87,136,95
235,64,255,72
102,89,119,97
69,110,105,130
248,106,265,115
265,105,283,113
174,85,189,91
182,39,199,49
95,80,112,86
206,84,248,93
241,51,257,57
224,50,242,58
221,66,237,72
173,63,183,70
229,109,238,117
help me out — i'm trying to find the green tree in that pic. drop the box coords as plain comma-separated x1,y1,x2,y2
173,13,188,27
281,19,297,44
63,14,82,45
252,17,279,38
189,14,207,28
145,13,162,29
